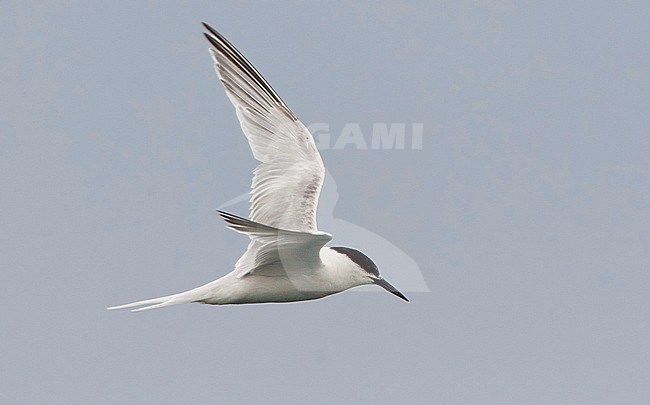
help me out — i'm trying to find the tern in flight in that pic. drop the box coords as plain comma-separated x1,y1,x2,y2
108,23,408,312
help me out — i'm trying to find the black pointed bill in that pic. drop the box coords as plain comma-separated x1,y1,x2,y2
373,277,409,302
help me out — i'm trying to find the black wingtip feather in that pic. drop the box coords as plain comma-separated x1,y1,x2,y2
203,33,219,49
201,22,287,110
202,22,221,38
217,210,281,236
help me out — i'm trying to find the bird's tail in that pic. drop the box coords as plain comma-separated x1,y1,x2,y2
107,290,198,312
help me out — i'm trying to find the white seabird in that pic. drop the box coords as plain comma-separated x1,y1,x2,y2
108,23,408,312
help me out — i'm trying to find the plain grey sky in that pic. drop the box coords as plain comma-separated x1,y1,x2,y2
2,1,649,403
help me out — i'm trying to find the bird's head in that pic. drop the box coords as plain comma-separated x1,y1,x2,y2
330,247,409,302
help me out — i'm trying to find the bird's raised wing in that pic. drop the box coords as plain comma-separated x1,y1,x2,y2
203,23,325,233
218,211,331,277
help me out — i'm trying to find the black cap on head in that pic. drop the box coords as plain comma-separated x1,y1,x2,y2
331,246,409,302
331,246,379,277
